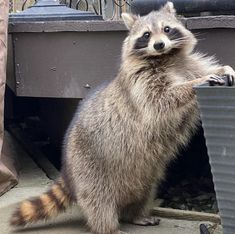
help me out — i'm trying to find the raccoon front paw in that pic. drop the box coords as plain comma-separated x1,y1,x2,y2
208,75,226,86
208,74,234,86
132,216,160,226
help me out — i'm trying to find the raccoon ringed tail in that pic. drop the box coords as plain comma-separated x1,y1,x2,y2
10,177,73,226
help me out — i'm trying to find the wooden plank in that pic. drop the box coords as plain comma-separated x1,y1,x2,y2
8,20,127,33
151,207,221,224
187,16,235,29
8,16,235,33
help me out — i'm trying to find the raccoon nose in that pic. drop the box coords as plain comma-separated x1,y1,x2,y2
154,41,165,51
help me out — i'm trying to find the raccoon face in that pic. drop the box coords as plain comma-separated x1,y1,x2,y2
122,2,196,58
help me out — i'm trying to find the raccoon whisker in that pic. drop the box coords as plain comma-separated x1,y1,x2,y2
170,35,190,40
172,40,187,44
192,32,205,42
172,41,188,48
193,32,204,38
171,39,189,44
171,36,190,41
173,44,184,49
171,40,188,46
193,32,202,36
195,37,205,42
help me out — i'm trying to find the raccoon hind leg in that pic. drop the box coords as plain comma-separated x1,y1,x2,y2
86,204,120,234
78,190,121,234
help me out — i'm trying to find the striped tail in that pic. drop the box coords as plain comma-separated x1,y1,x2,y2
10,177,73,226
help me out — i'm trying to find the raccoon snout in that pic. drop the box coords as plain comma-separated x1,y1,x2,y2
154,41,165,51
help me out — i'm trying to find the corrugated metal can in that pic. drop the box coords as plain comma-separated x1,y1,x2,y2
195,84,235,234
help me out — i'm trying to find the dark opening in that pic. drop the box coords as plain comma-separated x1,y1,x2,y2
157,127,217,213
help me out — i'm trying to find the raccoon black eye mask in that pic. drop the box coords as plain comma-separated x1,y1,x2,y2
168,27,184,41
133,27,184,51
134,32,151,50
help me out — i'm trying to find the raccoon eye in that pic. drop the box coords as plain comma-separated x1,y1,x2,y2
143,32,151,39
164,26,171,33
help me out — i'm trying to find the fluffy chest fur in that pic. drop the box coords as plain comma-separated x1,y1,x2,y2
70,56,200,191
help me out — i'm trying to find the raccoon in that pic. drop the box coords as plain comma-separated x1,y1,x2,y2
10,2,235,234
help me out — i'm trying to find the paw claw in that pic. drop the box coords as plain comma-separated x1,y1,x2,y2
132,216,160,226
225,74,235,86
208,75,225,86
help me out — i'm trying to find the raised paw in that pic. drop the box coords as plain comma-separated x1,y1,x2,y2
132,216,160,226
208,75,226,86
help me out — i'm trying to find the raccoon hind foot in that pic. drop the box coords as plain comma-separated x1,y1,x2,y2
132,216,161,226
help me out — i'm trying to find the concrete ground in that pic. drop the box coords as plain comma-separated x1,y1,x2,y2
0,133,223,234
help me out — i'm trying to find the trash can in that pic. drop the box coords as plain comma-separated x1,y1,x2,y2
195,83,235,234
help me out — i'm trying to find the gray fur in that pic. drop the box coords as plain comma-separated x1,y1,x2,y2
63,2,235,234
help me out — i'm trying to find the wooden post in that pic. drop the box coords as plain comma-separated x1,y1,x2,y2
0,0,18,196
151,207,221,224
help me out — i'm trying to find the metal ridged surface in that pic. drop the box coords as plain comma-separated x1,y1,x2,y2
195,86,235,234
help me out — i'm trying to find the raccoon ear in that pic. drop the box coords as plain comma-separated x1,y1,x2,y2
161,2,176,15
122,13,138,30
